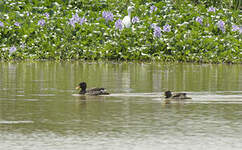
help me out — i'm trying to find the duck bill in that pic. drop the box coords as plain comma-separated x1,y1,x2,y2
76,85,80,90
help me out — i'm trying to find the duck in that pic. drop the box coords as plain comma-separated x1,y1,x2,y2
164,90,191,99
76,82,109,96
122,6,134,28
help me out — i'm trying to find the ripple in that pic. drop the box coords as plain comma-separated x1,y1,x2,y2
0,120,34,124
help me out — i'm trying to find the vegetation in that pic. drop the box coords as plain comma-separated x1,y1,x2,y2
0,0,241,63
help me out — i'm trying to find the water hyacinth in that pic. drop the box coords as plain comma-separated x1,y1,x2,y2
44,13,49,19
208,7,216,12
0,21,4,27
150,5,157,13
232,25,239,31
217,20,225,33
115,19,123,30
132,16,139,24
153,26,161,38
73,13,80,22
79,17,86,25
38,19,46,26
68,13,86,27
163,24,171,32
69,18,76,27
9,46,17,54
102,11,113,22
195,16,203,25
151,23,157,29
14,22,20,27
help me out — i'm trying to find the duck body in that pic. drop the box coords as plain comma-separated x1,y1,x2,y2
164,91,191,99
76,82,109,96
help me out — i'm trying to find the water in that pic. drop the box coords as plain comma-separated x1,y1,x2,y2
0,61,242,150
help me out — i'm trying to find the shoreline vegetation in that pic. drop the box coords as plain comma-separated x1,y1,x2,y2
0,0,241,63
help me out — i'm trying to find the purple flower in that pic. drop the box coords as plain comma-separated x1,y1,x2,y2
73,13,80,22
153,26,161,38
208,7,216,12
14,22,20,27
239,27,242,34
163,24,171,32
150,5,157,13
217,20,225,33
26,12,29,16
196,16,203,25
115,19,123,30
69,18,76,27
38,19,46,26
232,25,239,31
79,17,86,25
132,16,139,24
68,13,81,27
9,46,17,54
0,21,4,27
102,11,107,19
44,13,49,19
151,23,157,28
102,11,113,22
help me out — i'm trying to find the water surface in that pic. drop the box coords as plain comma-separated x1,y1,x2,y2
0,62,242,150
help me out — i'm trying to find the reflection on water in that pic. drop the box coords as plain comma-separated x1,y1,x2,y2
0,62,242,150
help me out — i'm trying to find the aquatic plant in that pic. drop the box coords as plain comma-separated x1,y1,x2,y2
150,5,157,13
196,17,203,25
0,21,4,27
132,16,139,24
163,24,171,32
38,19,46,26
102,11,114,22
0,0,241,63
153,26,161,38
9,46,16,54
115,19,123,30
217,20,225,33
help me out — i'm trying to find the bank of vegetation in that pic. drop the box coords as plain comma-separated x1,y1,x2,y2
0,0,241,63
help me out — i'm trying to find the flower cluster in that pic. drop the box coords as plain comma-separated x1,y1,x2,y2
195,16,203,25
217,20,225,33
115,19,123,30
132,16,139,24
153,25,161,38
102,11,114,22
150,5,157,13
44,13,49,19
38,19,46,26
0,21,4,27
9,46,17,54
69,13,86,27
163,24,171,32
208,7,216,12
14,22,20,27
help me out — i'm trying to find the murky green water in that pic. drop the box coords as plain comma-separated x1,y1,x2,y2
0,61,242,150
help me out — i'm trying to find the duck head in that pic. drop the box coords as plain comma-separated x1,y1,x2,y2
164,90,172,98
76,82,87,91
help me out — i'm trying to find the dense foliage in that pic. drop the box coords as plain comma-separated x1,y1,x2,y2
0,0,241,63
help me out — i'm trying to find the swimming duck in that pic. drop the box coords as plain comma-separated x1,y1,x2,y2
76,82,109,96
164,90,191,99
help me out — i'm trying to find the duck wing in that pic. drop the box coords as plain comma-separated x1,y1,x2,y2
86,88,109,95
172,93,191,99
